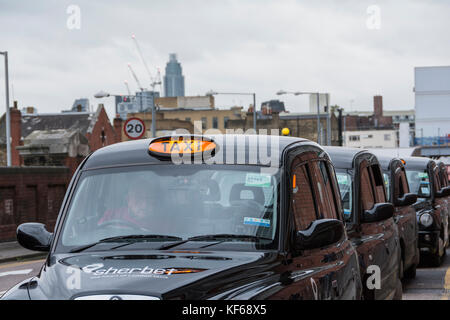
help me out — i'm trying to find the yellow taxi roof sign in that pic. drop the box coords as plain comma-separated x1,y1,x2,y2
148,136,216,157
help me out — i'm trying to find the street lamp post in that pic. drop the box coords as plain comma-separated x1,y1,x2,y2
277,90,324,144
0,51,11,166
206,90,257,131
94,91,156,138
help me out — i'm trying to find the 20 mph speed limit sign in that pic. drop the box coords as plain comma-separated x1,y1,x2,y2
124,118,146,140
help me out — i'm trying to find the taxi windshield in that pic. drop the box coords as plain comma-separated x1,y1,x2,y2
58,165,279,251
406,169,430,198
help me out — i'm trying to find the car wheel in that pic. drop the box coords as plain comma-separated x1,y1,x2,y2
429,237,444,267
399,258,404,280
393,279,403,300
403,264,417,279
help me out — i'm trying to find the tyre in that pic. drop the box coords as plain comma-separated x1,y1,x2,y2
429,237,444,267
403,264,417,279
393,279,403,300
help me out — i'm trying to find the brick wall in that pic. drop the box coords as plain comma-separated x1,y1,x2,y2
86,106,120,151
0,167,71,242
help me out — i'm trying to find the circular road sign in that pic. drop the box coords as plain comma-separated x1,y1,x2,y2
124,117,146,140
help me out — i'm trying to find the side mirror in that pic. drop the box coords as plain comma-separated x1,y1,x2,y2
295,219,345,251
435,186,450,198
394,193,418,207
17,223,52,252
361,202,394,223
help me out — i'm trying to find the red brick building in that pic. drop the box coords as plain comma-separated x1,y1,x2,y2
0,103,122,174
343,96,394,131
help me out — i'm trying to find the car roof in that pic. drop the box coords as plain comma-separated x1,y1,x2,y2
402,156,434,171
323,146,371,169
82,134,313,170
370,154,401,171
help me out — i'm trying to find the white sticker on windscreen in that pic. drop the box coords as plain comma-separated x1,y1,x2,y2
245,173,271,187
243,217,271,228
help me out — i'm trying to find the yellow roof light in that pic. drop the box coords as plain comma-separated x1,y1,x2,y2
148,136,216,157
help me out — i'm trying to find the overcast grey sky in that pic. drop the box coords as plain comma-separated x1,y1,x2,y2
1,0,449,119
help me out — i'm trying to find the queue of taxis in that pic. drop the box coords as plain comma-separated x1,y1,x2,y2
403,157,449,266
324,147,402,300
1,135,363,300
372,155,419,279
1,134,448,300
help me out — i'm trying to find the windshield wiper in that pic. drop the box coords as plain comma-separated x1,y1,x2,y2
188,234,272,241
157,234,272,250
69,234,182,253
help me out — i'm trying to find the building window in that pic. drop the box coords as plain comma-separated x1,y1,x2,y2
224,116,229,128
185,117,191,122
384,134,391,141
201,117,207,130
349,135,360,141
212,117,218,129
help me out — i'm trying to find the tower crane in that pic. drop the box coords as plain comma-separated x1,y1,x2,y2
131,34,161,92
127,63,144,91
124,80,132,95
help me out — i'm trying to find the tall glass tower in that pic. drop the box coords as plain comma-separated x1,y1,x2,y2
164,53,185,97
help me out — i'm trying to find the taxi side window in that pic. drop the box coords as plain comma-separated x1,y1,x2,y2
327,163,344,221
395,168,409,200
360,165,375,211
439,169,447,187
292,164,318,230
369,164,386,203
310,161,338,220
433,167,442,193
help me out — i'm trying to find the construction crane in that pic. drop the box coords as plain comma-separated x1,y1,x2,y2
131,34,161,92
124,80,132,95
127,63,144,91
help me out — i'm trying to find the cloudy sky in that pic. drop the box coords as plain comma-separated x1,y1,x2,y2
0,0,449,119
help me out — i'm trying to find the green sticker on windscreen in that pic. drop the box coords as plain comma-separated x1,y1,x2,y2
418,172,428,178
245,173,271,187
337,174,349,185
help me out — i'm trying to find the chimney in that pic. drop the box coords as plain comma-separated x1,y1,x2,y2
10,107,22,166
76,104,82,112
374,95,383,118
113,115,123,143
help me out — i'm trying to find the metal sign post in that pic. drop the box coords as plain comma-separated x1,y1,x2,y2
0,51,11,166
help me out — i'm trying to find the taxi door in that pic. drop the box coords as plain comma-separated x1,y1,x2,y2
431,164,449,249
272,149,361,300
352,158,400,300
392,163,419,272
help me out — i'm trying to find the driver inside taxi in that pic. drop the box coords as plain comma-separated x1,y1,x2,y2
98,180,160,231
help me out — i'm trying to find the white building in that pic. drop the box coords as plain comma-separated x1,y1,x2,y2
344,129,397,149
414,66,450,145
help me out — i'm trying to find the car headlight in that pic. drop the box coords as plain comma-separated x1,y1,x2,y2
419,213,433,227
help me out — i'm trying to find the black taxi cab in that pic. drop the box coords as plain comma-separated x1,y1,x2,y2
324,147,402,300
437,161,450,241
403,157,449,266
2,135,362,300
373,155,419,279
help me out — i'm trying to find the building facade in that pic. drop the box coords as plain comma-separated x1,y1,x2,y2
0,103,120,173
164,53,185,97
414,66,450,145
344,129,398,148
